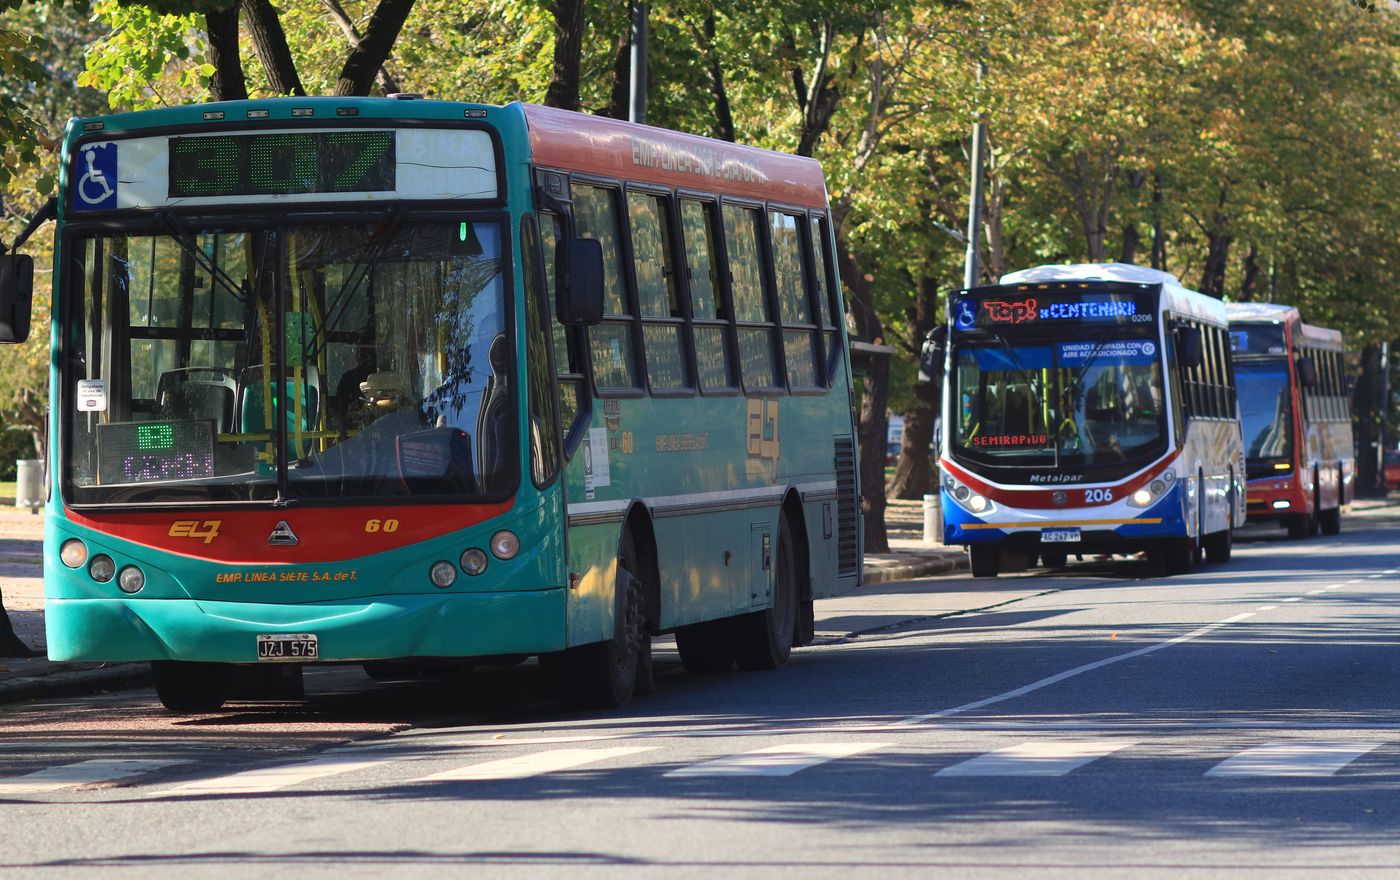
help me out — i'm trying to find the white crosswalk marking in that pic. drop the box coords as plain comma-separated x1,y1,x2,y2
0,759,189,795
1206,742,1382,777
162,755,393,796
411,747,658,782
665,742,892,778
935,741,1137,777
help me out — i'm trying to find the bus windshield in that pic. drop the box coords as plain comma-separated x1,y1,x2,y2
1234,361,1293,463
63,217,514,505
952,336,1167,471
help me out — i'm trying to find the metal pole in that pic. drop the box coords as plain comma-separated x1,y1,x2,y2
629,1,648,124
962,59,987,290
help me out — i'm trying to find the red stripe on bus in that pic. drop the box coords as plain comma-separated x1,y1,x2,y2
939,450,1181,510
64,501,515,564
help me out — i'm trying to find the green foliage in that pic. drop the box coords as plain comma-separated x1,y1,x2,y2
78,0,212,109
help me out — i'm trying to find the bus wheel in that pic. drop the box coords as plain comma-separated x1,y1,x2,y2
734,517,798,671
1156,538,1194,575
151,660,230,713
567,530,644,708
1285,514,1309,539
1319,473,1341,535
1040,550,1068,569
677,620,736,674
969,546,998,578
1203,527,1232,563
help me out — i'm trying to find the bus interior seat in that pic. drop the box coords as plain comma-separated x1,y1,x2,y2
237,365,321,452
156,367,237,432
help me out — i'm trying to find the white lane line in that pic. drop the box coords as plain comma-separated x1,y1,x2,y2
894,612,1257,726
935,741,1137,777
410,747,657,782
1368,574,1385,579
1385,569,1398,575
665,742,891,778
1283,597,1303,602
1206,742,1383,777
337,733,630,755
0,759,190,795
1307,589,1326,595
1257,605,1279,611
162,755,392,796
1324,586,1342,591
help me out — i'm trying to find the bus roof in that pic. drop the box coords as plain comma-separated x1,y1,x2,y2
1225,302,1344,349
997,262,1226,324
521,104,829,210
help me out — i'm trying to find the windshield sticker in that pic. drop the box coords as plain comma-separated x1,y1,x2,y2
74,142,118,211
1057,340,1158,364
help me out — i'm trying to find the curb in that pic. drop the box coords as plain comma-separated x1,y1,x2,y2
861,552,968,585
0,662,149,704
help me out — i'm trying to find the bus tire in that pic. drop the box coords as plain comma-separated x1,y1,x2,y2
151,660,230,713
734,516,798,671
1156,538,1194,575
1040,550,1068,569
1285,513,1309,539
969,546,998,578
1203,527,1232,563
1319,472,1341,535
677,620,736,674
566,530,644,708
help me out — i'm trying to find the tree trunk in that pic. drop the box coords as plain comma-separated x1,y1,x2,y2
1118,224,1140,265
604,30,630,119
1198,184,1231,298
333,0,415,96
1238,244,1261,302
835,236,888,552
1354,343,1385,498
205,6,248,101
890,276,940,500
322,0,403,94
543,0,584,111
242,0,306,96
1150,172,1166,270
704,12,734,142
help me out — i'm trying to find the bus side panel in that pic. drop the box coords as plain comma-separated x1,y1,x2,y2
563,519,622,649
654,511,751,630
803,496,840,600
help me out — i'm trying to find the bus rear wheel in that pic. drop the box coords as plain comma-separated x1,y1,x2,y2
1285,513,1310,539
969,546,998,578
677,620,736,674
151,660,230,713
1202,527,1232,563
565,530,645,708
1319,506,1341,535
1153,538,1195,575
734,517,798,671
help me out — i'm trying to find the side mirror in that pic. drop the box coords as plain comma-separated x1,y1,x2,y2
1176,326,1203,370
1296,354,1318,389
557,238,604,326
0,254,34,344
917,325,947,384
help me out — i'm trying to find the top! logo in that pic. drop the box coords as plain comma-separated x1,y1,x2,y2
983,298,1038,324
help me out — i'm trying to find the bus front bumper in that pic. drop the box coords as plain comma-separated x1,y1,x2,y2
44,589,567,663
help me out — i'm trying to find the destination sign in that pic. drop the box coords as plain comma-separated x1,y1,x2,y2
1229,325,1286,355
954,291,1155,331
169,130,395,197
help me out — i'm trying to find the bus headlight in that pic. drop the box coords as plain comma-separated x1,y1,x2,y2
490,530,520,560
460,548,488,576
430,561,457,588
943,473,994,516
60,539,88,568
117,566,145,594
88,555,116,583
1128,479,1169,508
969,494,989,513
1130,489,1153,506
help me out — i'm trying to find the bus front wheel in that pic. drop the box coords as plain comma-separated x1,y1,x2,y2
969,546,998,578
1153,538,1195,575
734,516,798,671
565,530,646,708
151,660,230,713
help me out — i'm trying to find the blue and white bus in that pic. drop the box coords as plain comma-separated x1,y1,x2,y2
930,264,1245,577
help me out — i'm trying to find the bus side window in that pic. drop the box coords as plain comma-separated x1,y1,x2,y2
679,198,737,392
540,210,588,448
809,214,841,385
573,183,639,391
723,203,778,391
627,190,692,392
770,209,820,391
521,215,561,486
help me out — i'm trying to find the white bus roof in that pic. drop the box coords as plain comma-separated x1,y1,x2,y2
1225,302,1344,349
997,263,1226,324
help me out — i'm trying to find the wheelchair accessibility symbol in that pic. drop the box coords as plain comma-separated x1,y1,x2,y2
74,143,117,210
954,300,977,330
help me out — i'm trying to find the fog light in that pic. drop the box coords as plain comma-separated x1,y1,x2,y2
1132,488,1153,506
60,539,88,568
117,566,145,594
953,485,970,502
88,555,116,583
490,530,520,560
460,547,488,576
969,494,988,513
1272,500,1292,510
1150,480,1165,495
430,561,457,588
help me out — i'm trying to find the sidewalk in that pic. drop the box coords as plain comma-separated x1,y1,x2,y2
5,493,1391,705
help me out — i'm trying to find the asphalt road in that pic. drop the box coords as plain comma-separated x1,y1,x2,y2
3,513,1400,879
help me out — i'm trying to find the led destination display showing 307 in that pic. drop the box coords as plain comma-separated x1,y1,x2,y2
168,130,396,198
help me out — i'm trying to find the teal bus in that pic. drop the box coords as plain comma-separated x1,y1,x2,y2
0,98,862,711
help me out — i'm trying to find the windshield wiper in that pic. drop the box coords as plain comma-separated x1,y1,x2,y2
155,212,248,307
308,209,404,362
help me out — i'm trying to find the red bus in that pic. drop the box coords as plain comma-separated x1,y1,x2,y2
1227,303,1354,537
